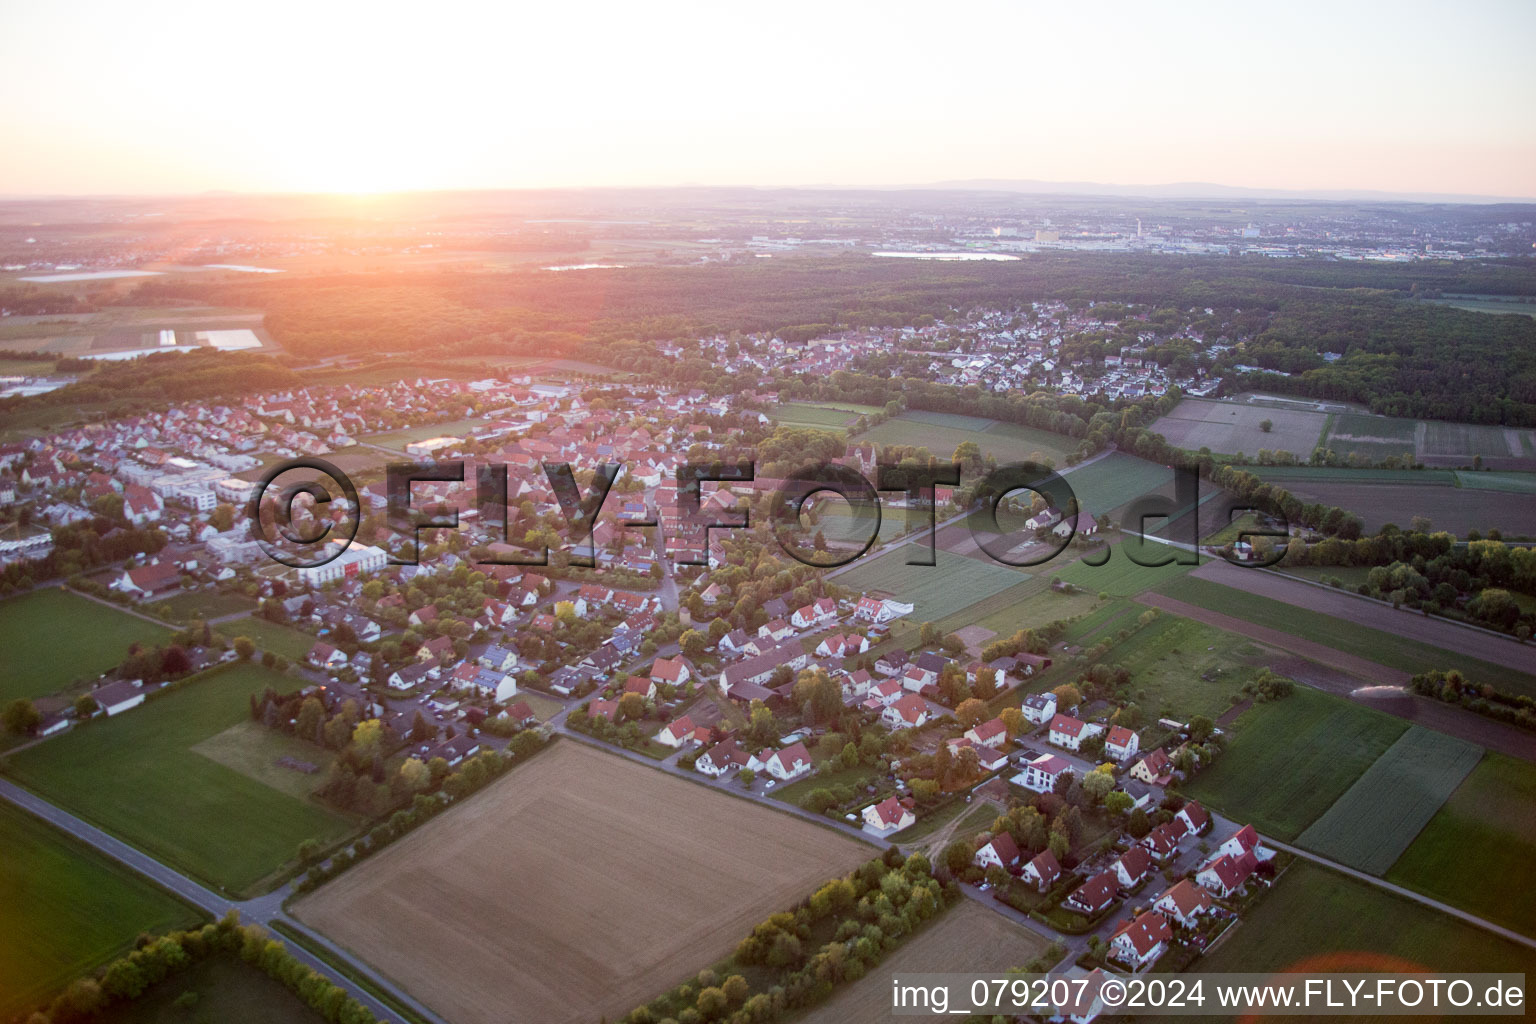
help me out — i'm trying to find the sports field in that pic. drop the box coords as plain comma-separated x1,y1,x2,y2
1185,688,1406,840
293,741,874,1024
0,801,204,1020
3,664,355,894
1200,862,1536,975
799,901,1053,1024
833,546,1025,621
1386,753,1536,936
1297,728,1482,875
361,417,485,450
0,589,172,702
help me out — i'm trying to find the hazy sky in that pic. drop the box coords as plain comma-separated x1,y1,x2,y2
3,0,1534,197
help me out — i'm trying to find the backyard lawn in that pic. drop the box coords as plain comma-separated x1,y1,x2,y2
0,589,172,702
1185,688,1406,840
0,802,205,1020
220,614,320,662
2,663,356,895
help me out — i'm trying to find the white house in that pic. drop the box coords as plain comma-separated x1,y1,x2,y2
306,641,348,670
93,680,145,716
650,656,690,688
1021,849,1061,891
1022,691,1058,725
1104,725,1139,762
656,714,699,748
1109,912,1172,970
863,795,915,833
696,738,761,777
973,832,1021,872
763,741,813,781
965,717,1008,749
1154,880,1214,928
853,596,914,624
882,693,929,730
1011,753,1072,794
1197,852,1258,898
1048,713,1102,751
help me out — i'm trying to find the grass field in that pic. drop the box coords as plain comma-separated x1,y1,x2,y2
833,546,1025,622
857,412,1074,467
1296,728,1482,875
0,802,205,1020
295,742,874,1024
1386,753,1536,937
152,589,257,621
771,401,880,430
1185,688,1406,840
361,417,486,450
0,589,172,701
799,901,1053,1024
1455,470,1536,493
1248,465,1459,485
1053,542,1201,597
1082,613,1270,722
1200,862,1536,975
1157,575,1536,695
221,614,320,662
95,954,325,1024
1428,296,1536,319
3,664,355,895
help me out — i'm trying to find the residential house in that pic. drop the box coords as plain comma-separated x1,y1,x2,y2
882,693,929,730
696,738,761,777
1012,753,1072,794
1105,725,1139,762
1109,912,1172,969
1113,845,1154,890
863,795,915,833
1021,849,1061,892
1154,880,1214,928
1217,824,1274,862
1048,713,1102,751
650,656,690,688
93,680,145,717
1140,819,1189,862
1063,871,1119,917
1175,800,1210,836
1022,692,1058,725
656,714,700,748
1129,748,1173,785
965,717,1008,749
1197,851,1259,898
974,832,1022,873
306,641,348,670
503,701,538,728
763,741,813,781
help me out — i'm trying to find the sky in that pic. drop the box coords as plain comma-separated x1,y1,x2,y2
2,0,1534,198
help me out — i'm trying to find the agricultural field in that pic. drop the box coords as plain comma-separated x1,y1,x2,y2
1296,728,1483,875
3,664,355,895
1185,688,1406,840
1200,862,1536,975
857,411,1074,467
1248,465,1458,485
1059,451,1175,516
1158,571,1536,693
1387,753,1536,937
95,955,325,1024
799,901,1053,1024
293,741,874,1024
833,546,1025,622
1150,397,1329,458
0,802,205,1020
221,614,320,662
361,417,486,450
1052,542,1201,597
1319,411,1420,464
1255,478,1536,535
0,589,172,702
1455,470,1536,493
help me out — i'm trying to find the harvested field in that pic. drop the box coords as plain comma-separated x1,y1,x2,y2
1297,728,1482,875
799,901,1052,1024
293,741,874,1024
1151,398,1328,458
